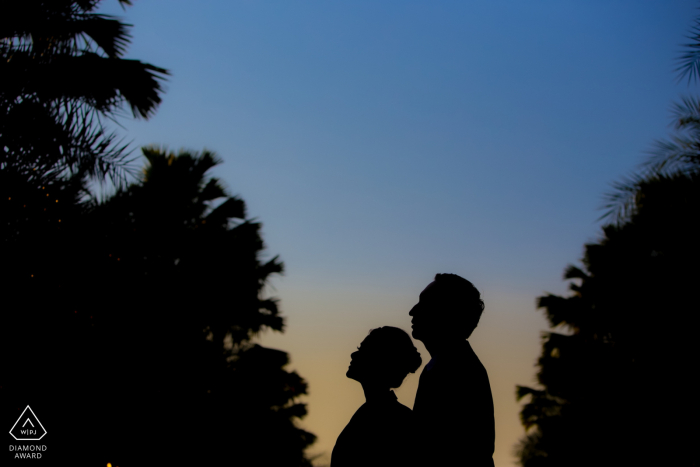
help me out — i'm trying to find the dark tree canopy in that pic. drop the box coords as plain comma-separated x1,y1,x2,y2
0,0,169,186
1,148,316,466
516,172,700,467
2,3,315,465
518,14,700,466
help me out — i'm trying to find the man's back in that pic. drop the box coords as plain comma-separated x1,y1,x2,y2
413,340,495,467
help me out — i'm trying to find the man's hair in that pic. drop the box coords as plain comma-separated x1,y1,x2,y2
433,273,485,339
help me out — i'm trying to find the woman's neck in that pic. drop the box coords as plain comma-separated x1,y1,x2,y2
360,382,391,403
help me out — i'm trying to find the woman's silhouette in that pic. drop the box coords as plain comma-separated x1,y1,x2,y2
331,326,422,467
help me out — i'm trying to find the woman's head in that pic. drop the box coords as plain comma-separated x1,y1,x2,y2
346,326,422,388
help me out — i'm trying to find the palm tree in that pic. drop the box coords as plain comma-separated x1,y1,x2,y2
1,147,316,466
603,14,700,222
1,2,170,377
516,170,700,467
90,146,286,344
518,17,700,455
0,0,168,184
88,147,315,466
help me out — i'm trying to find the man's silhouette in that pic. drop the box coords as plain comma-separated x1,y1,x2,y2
410,273,495,467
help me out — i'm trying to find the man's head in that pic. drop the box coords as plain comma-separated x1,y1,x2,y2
409,273,485,343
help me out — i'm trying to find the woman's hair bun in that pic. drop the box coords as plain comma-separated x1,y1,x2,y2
367,326,422,388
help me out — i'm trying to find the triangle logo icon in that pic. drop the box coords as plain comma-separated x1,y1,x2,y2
9,406,47,441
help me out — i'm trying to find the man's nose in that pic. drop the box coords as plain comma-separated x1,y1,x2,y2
409,304,418,316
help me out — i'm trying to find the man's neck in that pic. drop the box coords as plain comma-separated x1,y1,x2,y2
423,338,468,359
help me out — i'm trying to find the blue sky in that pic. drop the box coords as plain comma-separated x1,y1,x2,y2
98,1,697,465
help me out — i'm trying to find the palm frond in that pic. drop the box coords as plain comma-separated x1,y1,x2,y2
671,95,700,130
599,172,644,224
0,95,136,189
675,18,700,84
193,150,224,181
206,197,247,225
563,265,587,281
74,14,132,58
601,99,700,225
1,3,131,58
199,178,228,203
516,385,545,401
59,102,136,185
258,255,284,282
0,0,168,186
641,137,700,176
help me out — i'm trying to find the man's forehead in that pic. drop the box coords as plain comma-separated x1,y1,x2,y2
420,281,439,299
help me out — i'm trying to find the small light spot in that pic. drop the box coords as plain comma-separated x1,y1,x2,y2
7,197,10,200
58,219,61,223
55,200,58,203
107,463,112,467
117,258,120,261
46,194,49,197
31,274,34,278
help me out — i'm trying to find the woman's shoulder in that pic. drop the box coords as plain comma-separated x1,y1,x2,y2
383,399,415,425
393,400,413,415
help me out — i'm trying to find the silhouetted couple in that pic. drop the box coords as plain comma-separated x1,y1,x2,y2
331,273,495,467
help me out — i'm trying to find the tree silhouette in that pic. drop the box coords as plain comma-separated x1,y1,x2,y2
604,13,700,222
516,14,700,466
2,5,315,464
1,1,169,372
516,160,700,467
1,0,168,188
1,148,315,466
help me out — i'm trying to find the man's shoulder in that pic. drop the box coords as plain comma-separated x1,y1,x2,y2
424,342,491,390
464,343,489,373
438,341,488,369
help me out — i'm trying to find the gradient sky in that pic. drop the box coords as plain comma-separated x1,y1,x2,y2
97,1,697,465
